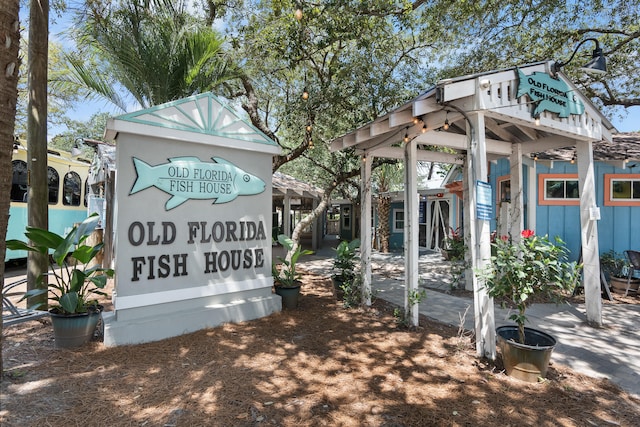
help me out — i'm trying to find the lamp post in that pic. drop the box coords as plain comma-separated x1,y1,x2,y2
552,38,607,75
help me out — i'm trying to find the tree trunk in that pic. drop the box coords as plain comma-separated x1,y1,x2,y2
26,0,49,309
0,0,21,375
377,195,390,253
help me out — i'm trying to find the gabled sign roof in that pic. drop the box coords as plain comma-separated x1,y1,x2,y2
105,93,280,154
330,61,616,161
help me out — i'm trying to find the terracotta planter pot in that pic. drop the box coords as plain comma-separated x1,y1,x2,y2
609,276,640,294
496,325,557,383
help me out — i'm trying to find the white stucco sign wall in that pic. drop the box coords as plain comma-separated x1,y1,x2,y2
102,94,282,346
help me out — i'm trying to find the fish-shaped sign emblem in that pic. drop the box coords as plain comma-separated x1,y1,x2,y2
516,68,584,118
130,156,266,210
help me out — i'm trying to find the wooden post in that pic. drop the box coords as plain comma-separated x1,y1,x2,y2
509,143,524,240
360,153,372,306
576,140,602,327
404,140,420,326
466,112,495,359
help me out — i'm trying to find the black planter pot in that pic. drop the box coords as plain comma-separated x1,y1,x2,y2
274,282,301,309
49,305,102,349
496,325,557,383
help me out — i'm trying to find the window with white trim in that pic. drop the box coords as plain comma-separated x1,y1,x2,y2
392,209,404,233
610,178,640,201
543,177,579,200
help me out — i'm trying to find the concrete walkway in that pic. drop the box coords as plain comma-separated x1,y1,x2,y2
299,242,640,399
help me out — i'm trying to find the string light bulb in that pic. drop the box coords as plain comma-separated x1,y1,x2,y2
570,154,576,164
306,123,312,132
403,130,410,144
412,117,420,125
443,118,449,131
302,88,309,100
532,153,539,161
624,150,630,163
421,123,427,133
534,116,541,126
294,7,303,21
309,139,313,148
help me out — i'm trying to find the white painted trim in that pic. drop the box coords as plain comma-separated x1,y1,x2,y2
107,120,282,155
114,277,273,310
392,208,405,233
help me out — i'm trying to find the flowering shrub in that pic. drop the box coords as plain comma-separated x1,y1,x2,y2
443,227,466,261
481,230,581,343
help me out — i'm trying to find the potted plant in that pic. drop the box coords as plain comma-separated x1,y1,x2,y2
600,250,639,294
272,234,312,309
481,229,581,382
331,239,360,300
7,214,114,348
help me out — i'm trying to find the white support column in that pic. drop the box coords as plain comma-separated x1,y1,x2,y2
404,140,420,327
360,153,372,306
466,112,496,359
509,143,525,240
527,160,536,230
576,140,602,327
283,195,291,236
463,162,473,291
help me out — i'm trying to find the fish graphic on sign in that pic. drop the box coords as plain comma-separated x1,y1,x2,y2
516,68,585,118
130,156,266,210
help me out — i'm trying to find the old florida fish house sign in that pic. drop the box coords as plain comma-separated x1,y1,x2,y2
127,155,268,281
131,156,266,210
516,68,585,118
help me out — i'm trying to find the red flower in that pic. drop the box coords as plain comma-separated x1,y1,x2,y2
521,229,535,238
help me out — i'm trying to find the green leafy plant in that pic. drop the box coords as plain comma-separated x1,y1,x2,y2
332,239,360,282
6,214,114,315
481,229,581,344
272,234,313,288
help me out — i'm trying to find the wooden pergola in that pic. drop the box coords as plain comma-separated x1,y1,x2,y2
330,61,615,358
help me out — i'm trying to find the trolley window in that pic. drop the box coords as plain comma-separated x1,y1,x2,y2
63,171,82,206
11,160,28,202
48,167,59,204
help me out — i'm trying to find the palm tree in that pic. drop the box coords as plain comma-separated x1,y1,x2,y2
57,0,238,111
0,0,21,374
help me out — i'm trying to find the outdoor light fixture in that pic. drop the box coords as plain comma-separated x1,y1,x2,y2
443,118,450,131
403,128,410,144
532,153,539,161
302,88,309,100
421,122,428,133
553,38,607,75
534,116,541,126
570,153,576,164
71,137,84,157
306,123,312,132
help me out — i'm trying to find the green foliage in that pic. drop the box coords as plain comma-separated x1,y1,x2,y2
6,214,114,315
480,230,581,344
332,239,360,280
272,234,313,288
63,0,238,111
